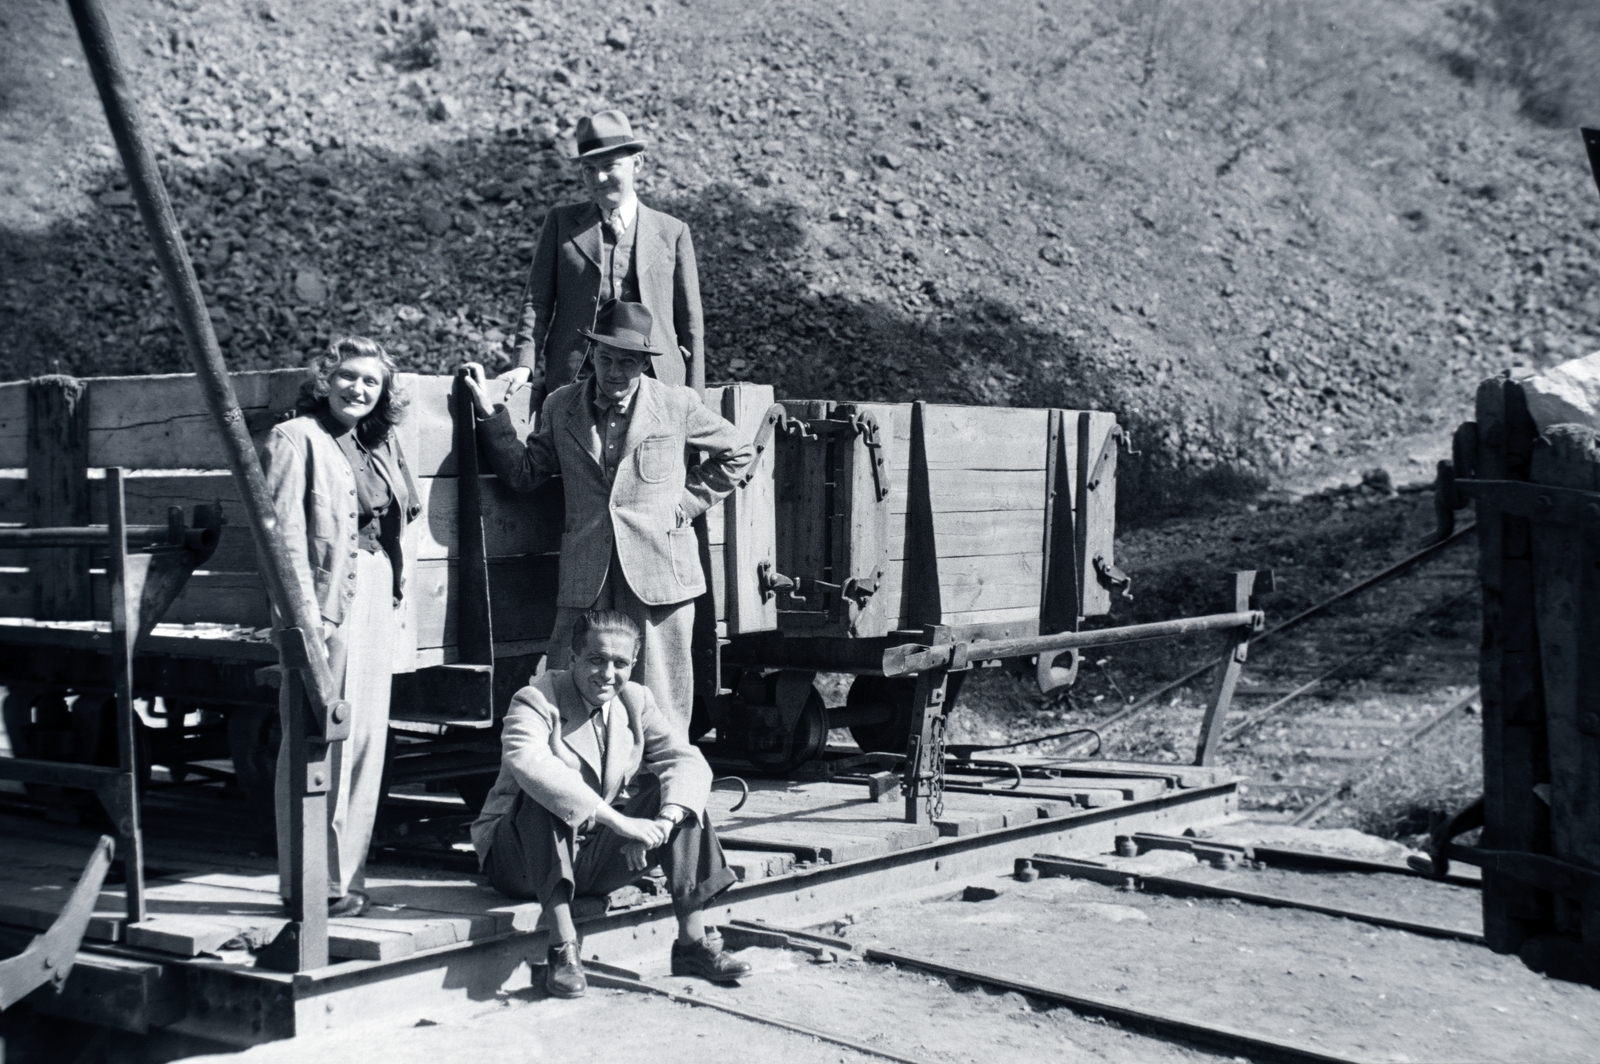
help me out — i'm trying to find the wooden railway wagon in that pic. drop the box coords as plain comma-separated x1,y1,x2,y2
1428,371,1600,988
0,370,559,820
703,392,1122,771
0,369,1125,817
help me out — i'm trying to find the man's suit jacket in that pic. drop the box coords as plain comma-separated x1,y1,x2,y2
512,201,703,390
469,671,713,864
477,375,753,608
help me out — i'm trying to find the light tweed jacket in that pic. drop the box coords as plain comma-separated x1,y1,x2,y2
470,671,713,865
476,374,752,608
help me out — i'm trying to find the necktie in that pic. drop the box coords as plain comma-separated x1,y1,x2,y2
590,707,608,772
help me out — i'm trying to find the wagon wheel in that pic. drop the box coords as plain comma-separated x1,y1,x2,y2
846,675,919,753
1,690,78,803
745,681,829,776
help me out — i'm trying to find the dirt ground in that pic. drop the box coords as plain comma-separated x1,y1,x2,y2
172,853,1600,1064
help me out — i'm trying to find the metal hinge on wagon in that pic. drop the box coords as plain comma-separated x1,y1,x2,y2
757,560,879,608
737,405,890,502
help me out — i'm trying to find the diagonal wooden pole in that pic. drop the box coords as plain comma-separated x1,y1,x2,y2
64,0,344,725
68,0,344,968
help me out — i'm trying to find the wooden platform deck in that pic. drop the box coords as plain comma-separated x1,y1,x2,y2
0,753,1238,1046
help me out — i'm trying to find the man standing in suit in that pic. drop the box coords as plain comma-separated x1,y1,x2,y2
503,110,703,399
471,609,750,998
460,300,751,734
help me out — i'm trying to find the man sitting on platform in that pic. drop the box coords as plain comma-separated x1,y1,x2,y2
470,609,751,998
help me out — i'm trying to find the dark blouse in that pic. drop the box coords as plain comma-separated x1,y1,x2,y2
319,411,393,555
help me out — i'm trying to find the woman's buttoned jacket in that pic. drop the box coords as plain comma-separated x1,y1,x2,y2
261,413,422,667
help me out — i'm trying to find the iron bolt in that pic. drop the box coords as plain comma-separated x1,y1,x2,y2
1535,494,1554,515
312,772,326,788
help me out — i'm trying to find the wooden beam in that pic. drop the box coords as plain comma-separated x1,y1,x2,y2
26,376,92,620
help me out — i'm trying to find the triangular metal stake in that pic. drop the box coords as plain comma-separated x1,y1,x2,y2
1583,128,1600,200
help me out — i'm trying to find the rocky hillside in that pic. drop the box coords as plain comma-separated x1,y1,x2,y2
3,0,1600,516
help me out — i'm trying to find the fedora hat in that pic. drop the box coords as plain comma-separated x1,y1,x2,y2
574,110,648,160
580,300,665,355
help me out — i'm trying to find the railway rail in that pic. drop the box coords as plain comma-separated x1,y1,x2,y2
580,840,1490,1064
952,516,1482,827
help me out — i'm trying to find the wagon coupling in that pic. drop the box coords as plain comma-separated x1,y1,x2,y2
757,560,879,607
879,609,1266,677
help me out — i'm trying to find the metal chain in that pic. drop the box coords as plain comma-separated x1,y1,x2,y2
928,712,947,822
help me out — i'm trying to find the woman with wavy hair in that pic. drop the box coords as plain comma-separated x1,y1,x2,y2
262,336,420,917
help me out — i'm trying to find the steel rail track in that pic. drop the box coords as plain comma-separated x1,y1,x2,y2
593,930,1380,1064
863,948,1373,1064
1291,689,1481,827
1021,522,1479,757
583,966,938,1064
1218,588,1479,744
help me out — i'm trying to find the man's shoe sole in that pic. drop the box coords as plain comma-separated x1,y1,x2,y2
671,963,751,983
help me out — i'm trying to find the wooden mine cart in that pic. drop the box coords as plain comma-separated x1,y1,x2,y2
1428,373,1600,987
0,369,563,833
700,391,1125,771
0,365,1267,848
0,370,1126,783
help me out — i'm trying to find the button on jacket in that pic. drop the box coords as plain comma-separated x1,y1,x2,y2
476,375,752,609
260,413,422,665
512,202,702,390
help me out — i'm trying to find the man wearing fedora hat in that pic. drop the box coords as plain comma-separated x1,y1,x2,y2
461,300,751,734
503,110,703,400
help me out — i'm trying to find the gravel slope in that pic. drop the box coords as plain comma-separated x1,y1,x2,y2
4,0,1600,514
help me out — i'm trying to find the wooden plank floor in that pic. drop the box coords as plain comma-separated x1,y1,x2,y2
0,754,1190,971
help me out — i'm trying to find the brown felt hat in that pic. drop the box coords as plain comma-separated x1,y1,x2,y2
574,110,648,160
580,300,665,356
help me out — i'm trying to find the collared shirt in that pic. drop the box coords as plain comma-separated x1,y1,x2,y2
320,411,392,554
600,196,638,236
590,377,638,484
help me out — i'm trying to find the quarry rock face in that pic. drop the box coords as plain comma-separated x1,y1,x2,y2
5,0,1600,515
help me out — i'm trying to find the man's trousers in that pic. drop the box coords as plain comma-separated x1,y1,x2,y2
548,547,695,735
482,775,736,923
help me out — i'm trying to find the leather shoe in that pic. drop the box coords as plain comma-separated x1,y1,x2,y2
671,935,752,983
328,890,368,918
545,941,586,999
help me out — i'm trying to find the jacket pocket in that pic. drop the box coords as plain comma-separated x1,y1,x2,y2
667,527,700,588
635,436,677,484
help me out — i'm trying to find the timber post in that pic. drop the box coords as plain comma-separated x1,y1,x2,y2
26,376,91,620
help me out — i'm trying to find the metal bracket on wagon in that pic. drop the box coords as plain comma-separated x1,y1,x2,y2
735,404,791,490
1093,555,1133,601
843,411,890,501
758,561,879,607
